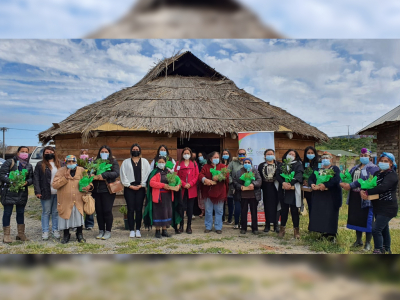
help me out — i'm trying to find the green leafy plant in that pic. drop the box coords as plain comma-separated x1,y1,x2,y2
280,158,293,175
166,172,181,187
210,167,228,182
87,159,112,176
78,170,94,192
119,205,128,216
358,175,378,190
8,169,28,193
303,167,314,181
280,171,295,183
240,172,255,187
340,170,353,184
314,169,335,185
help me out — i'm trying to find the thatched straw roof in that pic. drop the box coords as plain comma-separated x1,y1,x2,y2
87,0,281,39
39,51,328,143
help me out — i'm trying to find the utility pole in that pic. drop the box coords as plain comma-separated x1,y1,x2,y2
0,127,7,160
346,125,350,142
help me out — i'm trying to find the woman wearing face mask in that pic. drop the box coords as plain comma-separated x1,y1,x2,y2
0,146,33,243
303,146,319,217
150,145,176,170
233,157,262,235
198,151,229,234
78,149,95,231
174,147,199,234
221,149,233,224
52,155,92,244
33,146,61,240
196,151,208,217
360,153,398,254
144,156,180,238
308,152,342,241
340,148,379,251
91,145,120,240
276,149,304,239
227,149,246,229
258,149,281,233
120,143,151,239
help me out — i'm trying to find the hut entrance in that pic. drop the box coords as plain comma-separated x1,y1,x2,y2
177,138,222,159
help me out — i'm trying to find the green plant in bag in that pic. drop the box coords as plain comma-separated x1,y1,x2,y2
210,167,228,182
240,171,255,187
166,172,181,187
79,170,94,192
358,175,378,190
314,169,335,185
303,167,314,181
8,169,28,193
280,171,295,183
340,170,353,184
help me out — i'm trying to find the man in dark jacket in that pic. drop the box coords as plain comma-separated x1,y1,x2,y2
0,147,34,243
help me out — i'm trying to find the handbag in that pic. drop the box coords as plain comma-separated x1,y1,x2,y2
82,193,95,215
107,180,124,194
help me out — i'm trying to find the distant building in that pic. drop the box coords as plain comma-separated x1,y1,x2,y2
330,135,376,139
318,149,359,171
4,146,36,160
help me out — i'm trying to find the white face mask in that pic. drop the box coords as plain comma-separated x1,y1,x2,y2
158,163,165,170
286,154,295,161
183,154,191,160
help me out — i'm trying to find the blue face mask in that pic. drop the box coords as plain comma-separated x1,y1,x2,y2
307,154,315,160
265,155,275,162
222,155,229,160
212,158,219,165
360,157,370,165
67,164,77,169
379,162,390,170
100,153,109,160
244,164,252,171
160,151,167,157
199,156,204,162
322,159,331,166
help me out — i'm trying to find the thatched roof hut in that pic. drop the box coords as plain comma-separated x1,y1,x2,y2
39,51,328,164
87,0,281,39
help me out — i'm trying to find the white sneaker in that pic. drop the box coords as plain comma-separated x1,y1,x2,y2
233,225,239,229
135,230,141,238
129,231,136,238
52,230,60,239
192,215,195,220
42,232,49,240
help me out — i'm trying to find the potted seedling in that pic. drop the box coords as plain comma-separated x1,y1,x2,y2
119,206,129,230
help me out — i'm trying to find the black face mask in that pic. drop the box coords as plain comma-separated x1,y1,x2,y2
44,154,55,160
131,150,141,157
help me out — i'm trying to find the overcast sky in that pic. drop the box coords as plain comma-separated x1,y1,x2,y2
1,39,400,146
1,1,400,38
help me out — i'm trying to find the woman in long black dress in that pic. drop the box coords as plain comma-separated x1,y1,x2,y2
308,151,342,241
258,149,281,233
302,146,319,217
276,149,304,239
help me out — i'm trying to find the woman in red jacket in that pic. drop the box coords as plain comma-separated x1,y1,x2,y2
198,151,229,234
174,147,199,234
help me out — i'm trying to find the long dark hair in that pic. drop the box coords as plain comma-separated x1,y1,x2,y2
207,151,220,165
221,149,232,165
154,144,170,162
179,147,193,165
42,146,60,172
282,149,302,163
303,146,319,169
130,143,142,157
96,145,115,163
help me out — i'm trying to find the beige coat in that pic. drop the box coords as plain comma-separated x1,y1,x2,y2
52,166,86,220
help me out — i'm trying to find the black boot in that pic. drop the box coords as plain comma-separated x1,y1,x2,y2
273,223,280,233
178,221,184,233
173,226,181,234
186,219,192,234
155,229,161,239
264,224,270,233
61,231,70,244
363,232,372,251
352,231,363,247
162,229,171,237
76,233,86,243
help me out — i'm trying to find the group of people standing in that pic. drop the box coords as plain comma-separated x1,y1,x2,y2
0,143,398,254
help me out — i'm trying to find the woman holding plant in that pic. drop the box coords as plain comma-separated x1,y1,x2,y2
360,152,398,254
52,155,92,244
233,157,262,235
198,151,229,234
227,149,247,229
174,147,199,234
258,149,281,233
276,149,304,239
91,145,120,240
302,146,319,217
0,146,33,243
120,143,151,238
308,151,342,240
33,146,61,240
340,148,379,251
144,155,181,238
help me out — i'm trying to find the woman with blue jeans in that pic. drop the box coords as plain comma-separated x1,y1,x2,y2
360,152,398,254
198,151,229,234
33,146,61,240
